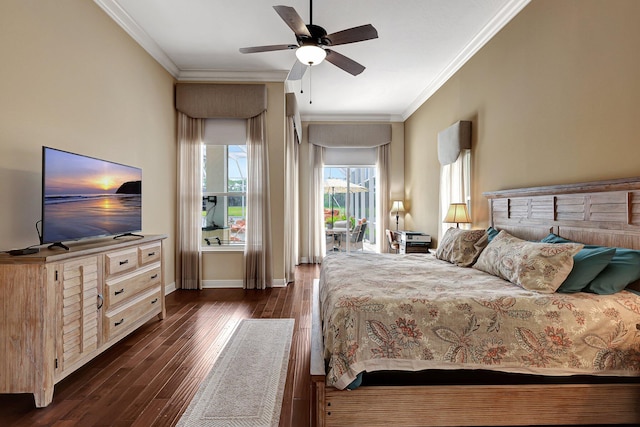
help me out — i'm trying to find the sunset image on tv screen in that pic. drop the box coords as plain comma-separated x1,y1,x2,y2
42,147,142,244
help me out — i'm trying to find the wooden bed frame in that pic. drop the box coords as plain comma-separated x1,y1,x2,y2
311,177,640,426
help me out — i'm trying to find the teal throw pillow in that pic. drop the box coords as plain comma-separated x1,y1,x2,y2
556,246,615,293
541,233,571,244
584,248,640,295
487,226,500,242
541,233,615,293
542,233,640,294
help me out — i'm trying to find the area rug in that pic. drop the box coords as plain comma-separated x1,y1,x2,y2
177,318,295,427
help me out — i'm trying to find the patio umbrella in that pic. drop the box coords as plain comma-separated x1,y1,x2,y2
324,178,367,194
324,178,367,224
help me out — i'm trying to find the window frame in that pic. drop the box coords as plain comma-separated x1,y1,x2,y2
201,143,247,250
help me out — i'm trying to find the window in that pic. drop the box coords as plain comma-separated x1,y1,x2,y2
439,149,471,239
324,166,377,254
202,120,247,248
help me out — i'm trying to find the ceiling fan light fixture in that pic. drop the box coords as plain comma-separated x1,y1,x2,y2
296,44,326,65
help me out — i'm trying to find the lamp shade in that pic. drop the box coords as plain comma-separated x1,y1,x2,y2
443,203,471,226
296,45,326,65
391,200,405,214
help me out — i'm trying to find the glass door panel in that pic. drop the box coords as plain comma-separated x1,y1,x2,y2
324,167,377,254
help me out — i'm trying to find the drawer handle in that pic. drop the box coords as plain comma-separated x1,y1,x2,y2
114,288,125,295
119,259,129,266
114,318,125,327
147,252,156,257
151,298,158,304
150,274,158,279
97,294,104,310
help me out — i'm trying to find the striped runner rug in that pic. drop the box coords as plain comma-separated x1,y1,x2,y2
177,318,295,427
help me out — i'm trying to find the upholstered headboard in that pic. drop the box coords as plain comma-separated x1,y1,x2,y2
484,177,640,250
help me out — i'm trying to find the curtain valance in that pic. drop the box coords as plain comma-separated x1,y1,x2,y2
308,123,391,148
176,83,267,119
438,120,471,165
285,92,302,143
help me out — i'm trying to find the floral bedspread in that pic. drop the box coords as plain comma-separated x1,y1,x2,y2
319,253,640,389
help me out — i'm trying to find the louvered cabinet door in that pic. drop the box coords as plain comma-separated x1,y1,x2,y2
59,256,101,371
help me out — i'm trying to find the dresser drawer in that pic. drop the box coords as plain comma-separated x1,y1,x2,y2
104,263,161,308
105,248,138,277
104,287,161,340
138,242,162,266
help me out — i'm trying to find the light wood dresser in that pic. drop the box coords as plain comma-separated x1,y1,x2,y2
0,234,166,407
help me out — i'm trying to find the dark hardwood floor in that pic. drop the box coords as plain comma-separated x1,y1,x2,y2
0,264,321,427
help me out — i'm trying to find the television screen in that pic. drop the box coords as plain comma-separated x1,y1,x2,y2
42,147,142,245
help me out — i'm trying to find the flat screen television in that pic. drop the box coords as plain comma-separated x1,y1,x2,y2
41,146,142,248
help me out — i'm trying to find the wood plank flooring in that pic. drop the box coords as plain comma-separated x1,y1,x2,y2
0,264,320,427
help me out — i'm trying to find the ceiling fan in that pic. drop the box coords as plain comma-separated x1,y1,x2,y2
239,2,378,81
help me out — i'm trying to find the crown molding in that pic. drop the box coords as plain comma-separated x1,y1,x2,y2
301,113,404,123
177,69,289,82
93,0,180,77
401,0,531,120
94,1,291,83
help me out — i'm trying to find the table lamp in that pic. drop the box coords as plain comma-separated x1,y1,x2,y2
391,200,405,231
443,203,471,228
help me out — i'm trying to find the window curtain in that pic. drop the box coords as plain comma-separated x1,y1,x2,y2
284,108,299,283
377,143,391,253
176,112,203,290
307,144,325,263
244,112,273,289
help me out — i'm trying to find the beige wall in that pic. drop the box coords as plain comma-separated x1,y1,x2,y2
405,0,640,245
297,121,405,261
201,82,286,285
0,1,177,283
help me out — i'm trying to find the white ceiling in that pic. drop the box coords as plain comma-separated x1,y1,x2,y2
94,0,529,121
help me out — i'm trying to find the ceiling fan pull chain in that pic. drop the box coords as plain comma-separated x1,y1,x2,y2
309,66,313,104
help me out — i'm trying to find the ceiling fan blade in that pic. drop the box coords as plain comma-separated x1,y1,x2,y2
287,61,308,81
273,5,311,37
326,24,378,46
325,49,365,76
239,44,297,54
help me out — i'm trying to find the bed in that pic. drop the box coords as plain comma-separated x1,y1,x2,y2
311,177,640,426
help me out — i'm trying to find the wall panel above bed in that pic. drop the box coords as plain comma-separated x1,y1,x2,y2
484,177,640,248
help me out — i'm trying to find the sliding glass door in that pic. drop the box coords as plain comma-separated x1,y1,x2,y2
324,166,377,254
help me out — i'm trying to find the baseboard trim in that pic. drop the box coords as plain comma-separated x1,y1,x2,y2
273,278,287,288
201,278,288,289
165,281,177,294
202,279,243,288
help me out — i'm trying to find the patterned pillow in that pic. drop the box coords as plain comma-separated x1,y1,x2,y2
474,230,583,293
435,228,488,267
